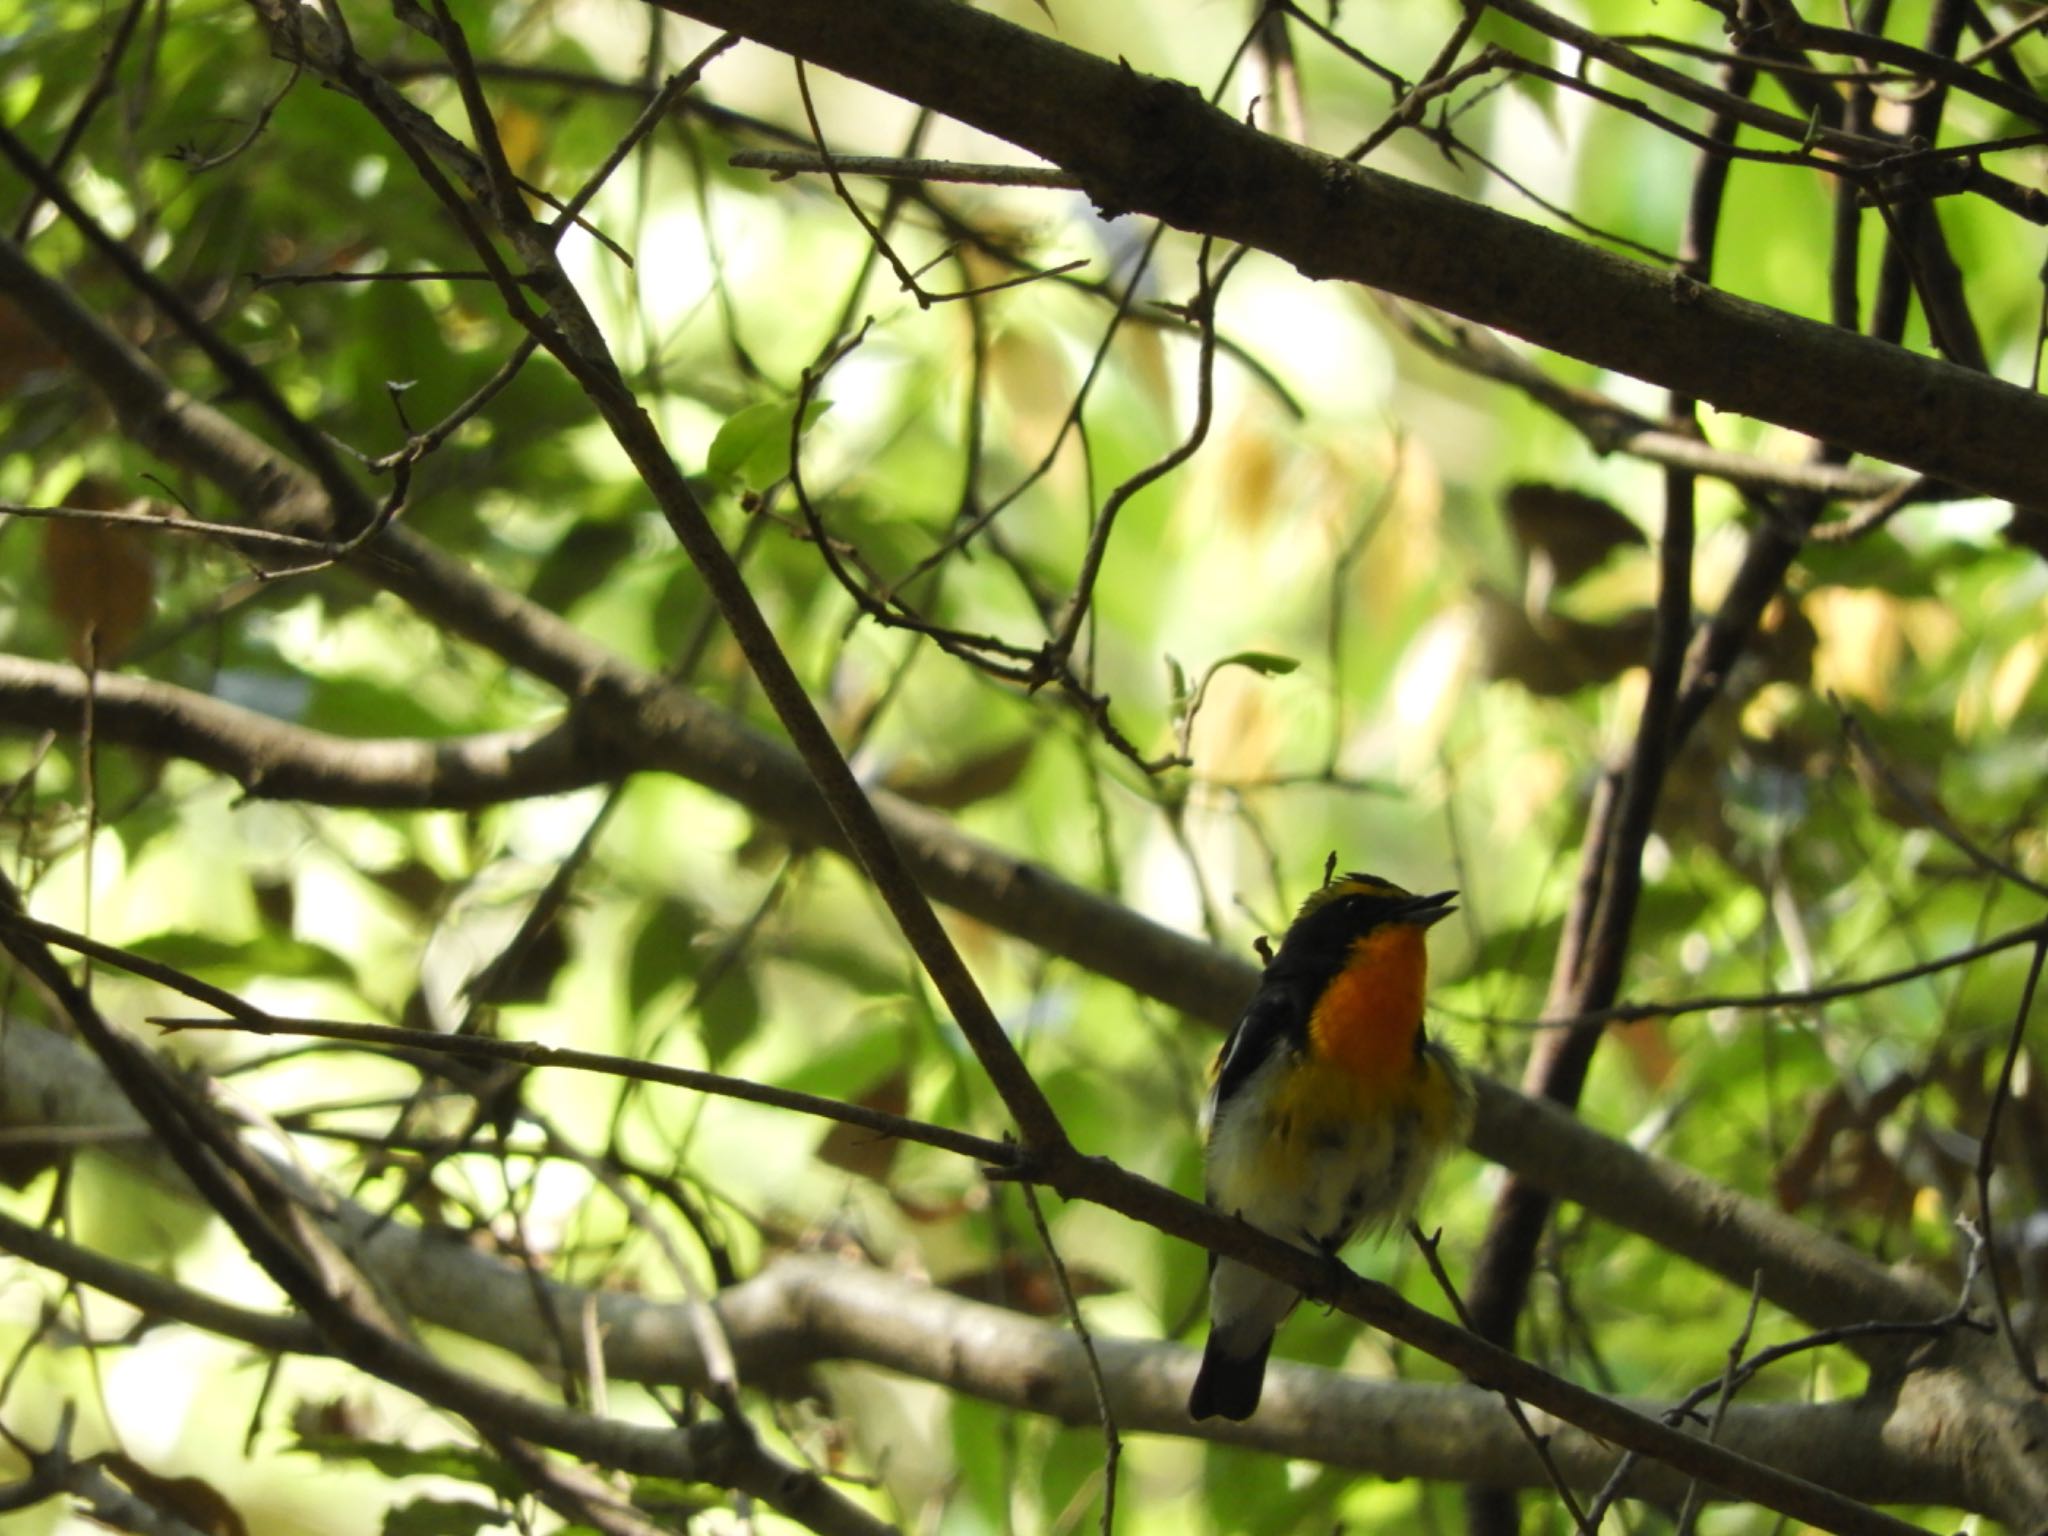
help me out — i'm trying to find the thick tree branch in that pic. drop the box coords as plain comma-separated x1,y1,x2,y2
0,659,1941,1346
0,655,600,808
0,1204,1977,1512
647,0,2048,506
0,90,1998,1523
0,940,894,1536
4,51,1069,1158
0,227,1245,1009
1,1019,2014,1524
1372,303,1932,509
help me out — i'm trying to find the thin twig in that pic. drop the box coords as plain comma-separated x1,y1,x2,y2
1477,914,2048,1030
0,499,332,553
173,56,303,173
1674,1275,1764,1535
1409,1222,1594,1532
247,266,501,287
1043,242,1222,674
0,895,1016,1167
793,60,927,307
729,150,1079,188
144,1011,1021,1169
0,121,373,529
1838,703,2048,900
1809,473,1931,542
1022,1183,1120,1536
12,0,151,240
546,34,739,247
369,333,541,472
1591,1225,1993,1525
1975,938,2048,1391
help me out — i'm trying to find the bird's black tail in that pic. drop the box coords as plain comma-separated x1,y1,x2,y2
1188,1332,1273,1421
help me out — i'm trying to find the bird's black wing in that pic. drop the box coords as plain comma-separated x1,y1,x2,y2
1209,978,1308,1114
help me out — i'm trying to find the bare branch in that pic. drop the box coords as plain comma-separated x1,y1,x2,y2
648,0,2048,505
729,150,1079,187
0,1018,1988,1527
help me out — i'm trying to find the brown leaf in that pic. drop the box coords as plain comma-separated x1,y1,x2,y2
42,476,156,664
882,737,1035,811
943,1254,1116,1315
1504,483,1645,588
1472,583,1654,696
0,1136,66,1189
290,1396,376,1441
0,295,65,398
817,1070,910,1184
1773,1070,1918,1218
1613,1019,1677,1090
98,1455,249,1536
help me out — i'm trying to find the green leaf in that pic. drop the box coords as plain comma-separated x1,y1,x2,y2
778,1023,911,1100
1210,649,1298,678
628,1476,712,1520
127,930,354,985
627,897,706,1015
1470,7,1559,123
705,398,831,488
696,962,760,1068
1798,533,1973,596
293,1438,521,1498
1203,1441,1291,1531
626,899,758,1064
1041,1424,1111,1531
528,518,642,615
944,1397,1010,1529
777,931,923,996
303,674,463,740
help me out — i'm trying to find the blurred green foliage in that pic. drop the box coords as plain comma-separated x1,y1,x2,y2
3,0,2046,1531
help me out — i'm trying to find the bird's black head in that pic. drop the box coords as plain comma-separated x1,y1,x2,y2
1273,871,1457,972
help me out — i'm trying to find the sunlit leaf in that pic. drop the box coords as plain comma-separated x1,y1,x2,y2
705,398,831,488
293,1438,521,1497
1208,649,1298,679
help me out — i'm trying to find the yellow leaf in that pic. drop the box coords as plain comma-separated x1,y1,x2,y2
494,102,548,184
42,476,155,664
1806,588,1902,707
1987,632,2044,729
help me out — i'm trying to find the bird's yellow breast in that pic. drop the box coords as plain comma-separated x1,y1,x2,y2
1203,902,1469,1250
1208,1040,1466,1247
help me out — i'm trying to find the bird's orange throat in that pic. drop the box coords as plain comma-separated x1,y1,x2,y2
1308,925,1428,1090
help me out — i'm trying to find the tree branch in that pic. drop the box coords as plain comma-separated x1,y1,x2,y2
0,1019,2006,1524
0,649,1948,1343
648,0,2048,506
0,1205,1976,1512
0,933,896,1536
0,655,602,809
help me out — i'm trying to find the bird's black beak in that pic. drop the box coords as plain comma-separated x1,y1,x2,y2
1403,889,1459,928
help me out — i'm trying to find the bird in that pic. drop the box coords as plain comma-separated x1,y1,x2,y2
1188,870,1474,1422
